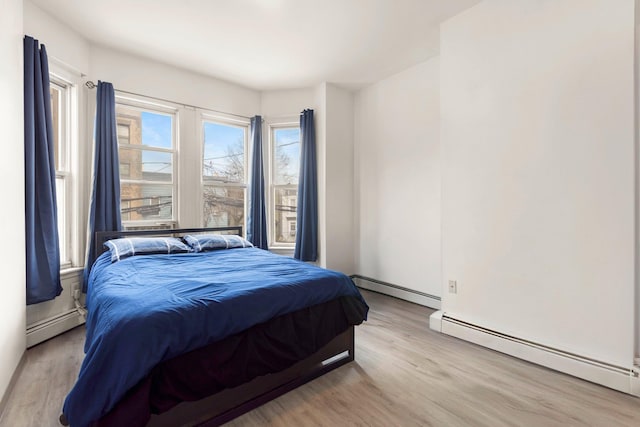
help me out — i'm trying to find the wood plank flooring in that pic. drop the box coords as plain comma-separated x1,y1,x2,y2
1,290,638,426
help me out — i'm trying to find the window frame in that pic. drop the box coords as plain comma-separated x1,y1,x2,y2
198,112,250,236
114,94,180,228
49,71,77,269
267,120,301,249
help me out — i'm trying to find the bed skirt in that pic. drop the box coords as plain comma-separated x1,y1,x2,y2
89,295,367,426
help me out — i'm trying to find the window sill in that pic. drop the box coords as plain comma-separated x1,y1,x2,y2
60,266,84,279
269,247,295,257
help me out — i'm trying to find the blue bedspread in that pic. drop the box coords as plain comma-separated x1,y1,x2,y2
63,248,367,427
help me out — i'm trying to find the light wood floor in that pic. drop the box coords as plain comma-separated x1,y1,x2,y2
1,290,639,426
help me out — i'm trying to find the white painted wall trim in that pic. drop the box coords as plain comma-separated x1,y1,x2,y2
26,269,85,348
352,275,441,310
429,310,443,332
0,352,25,419
269,247,294,257
430,311,639,397
632,374,640,396
26,309,85,348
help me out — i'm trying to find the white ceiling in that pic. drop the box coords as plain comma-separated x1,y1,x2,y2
31,0,480,91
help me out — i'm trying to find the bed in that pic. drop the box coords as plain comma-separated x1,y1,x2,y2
60,227,368,427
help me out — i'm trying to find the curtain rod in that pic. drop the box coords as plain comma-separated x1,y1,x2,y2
85,81,253,121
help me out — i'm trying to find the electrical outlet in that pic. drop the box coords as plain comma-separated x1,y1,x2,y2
448,280,457,294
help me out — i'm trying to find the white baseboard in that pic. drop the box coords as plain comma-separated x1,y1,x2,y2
26,269,85,348
431,311,639,397
632,375,640,396
0,352,25,419
26,309,85,348
352,275,441,310
429,310,443,331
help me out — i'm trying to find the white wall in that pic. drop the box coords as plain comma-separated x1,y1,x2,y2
0,0,26,402
23,0,90,74
90,46,260,118
354,58,441,298
315,84,328,269
261,88,315,118
324,84,355,274
441,0,635,368
635,0,640,362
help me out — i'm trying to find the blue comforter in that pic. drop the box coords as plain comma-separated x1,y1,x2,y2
63,248,367,427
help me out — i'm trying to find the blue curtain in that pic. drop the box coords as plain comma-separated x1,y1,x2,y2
247,115,268,249
24,36,62,305
83,81,122,292
294,109,318,261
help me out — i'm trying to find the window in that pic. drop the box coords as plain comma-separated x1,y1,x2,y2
270,125,300,246
50,77,72,267
115,100,177,225
201,117,248,232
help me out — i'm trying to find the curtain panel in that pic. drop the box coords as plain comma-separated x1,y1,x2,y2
83,81,122,292
294,109,318,261
247,115,268,249
24,36,63,304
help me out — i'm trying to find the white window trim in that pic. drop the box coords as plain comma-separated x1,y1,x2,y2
198,111,250,236
49,64,80,270
115,93,180,227
267,119,299,250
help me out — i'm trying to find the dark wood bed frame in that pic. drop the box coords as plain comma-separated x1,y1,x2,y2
93,226,245,257
150,328,354,427
65,227,356,427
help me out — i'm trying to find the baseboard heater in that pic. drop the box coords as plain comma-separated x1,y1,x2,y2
351,274,441,310
26,308,85,348
432,311,640,396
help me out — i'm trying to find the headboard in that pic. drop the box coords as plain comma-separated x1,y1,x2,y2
95,226,243,256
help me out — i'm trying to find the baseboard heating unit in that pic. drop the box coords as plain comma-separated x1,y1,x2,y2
26,309,85,348
351,275,441,310
429,311,640,397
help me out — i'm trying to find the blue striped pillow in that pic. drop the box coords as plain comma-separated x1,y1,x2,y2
104,237,192,262
183,234,253,252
